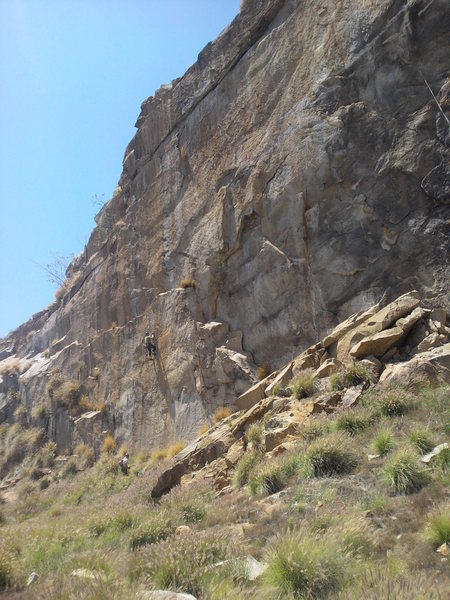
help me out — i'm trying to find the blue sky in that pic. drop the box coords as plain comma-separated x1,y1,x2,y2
0,0,240,338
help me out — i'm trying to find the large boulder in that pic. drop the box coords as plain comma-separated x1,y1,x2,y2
379,343,450,387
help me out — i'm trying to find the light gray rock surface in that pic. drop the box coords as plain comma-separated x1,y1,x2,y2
0,0,449,453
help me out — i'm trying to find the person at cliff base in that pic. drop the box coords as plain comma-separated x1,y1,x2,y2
119,452,129,475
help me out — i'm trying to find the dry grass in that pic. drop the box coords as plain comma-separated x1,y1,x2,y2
180,277,196,290
257,362,271,380
198,423,209,436
101,434,116,455
213,406,232,424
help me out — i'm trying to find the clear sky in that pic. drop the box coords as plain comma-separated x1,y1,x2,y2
0,0,240,338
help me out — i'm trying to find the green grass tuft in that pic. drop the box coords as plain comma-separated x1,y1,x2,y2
262,531,346,598
426,510,450,547
383,447,429,494
306,433,357,477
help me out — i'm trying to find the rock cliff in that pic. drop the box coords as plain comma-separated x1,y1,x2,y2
0,0,449,453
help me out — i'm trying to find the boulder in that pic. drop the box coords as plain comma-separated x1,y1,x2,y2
265,362,293,396
336,291,421,360
421,442,449,464
379,343,450,387
321,303,380,348
314,358,343,379
349,307,425,359
341,382,369,409
137,592,197,600
312,391,342,414
236,378,270,410
417,332,441,353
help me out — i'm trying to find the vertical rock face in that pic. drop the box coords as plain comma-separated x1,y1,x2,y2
0,0,449,451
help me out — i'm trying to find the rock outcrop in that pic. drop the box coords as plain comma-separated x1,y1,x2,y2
0,0,449,453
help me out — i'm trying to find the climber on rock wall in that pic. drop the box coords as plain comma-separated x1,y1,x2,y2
144,331,157,360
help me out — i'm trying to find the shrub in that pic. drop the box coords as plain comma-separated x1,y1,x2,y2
343,362,371,386
306,433,357,477
0,545,17,591
233,452,264,488
262,531,346,598
407,427,435,455
130,532,227,596
151,447,168,462
335,409,370,436
379,392,411,416
75,443,95,467
101,434,116,455
61,459,77,478
249,462,286,496
32,402,49,420
13,405,27,427
330,372,346,391
39,477,50,490
129,514,175,550
36,441,57,468
300,420,328,442
288,373,317,399
372,427,395,456
247,421,264,446
257,362,271,380
426,510,450,547
47,372,64,398
0,359,20,376
213,406,231,424
58,380,82,410
383,447,429,494
180,277,196,290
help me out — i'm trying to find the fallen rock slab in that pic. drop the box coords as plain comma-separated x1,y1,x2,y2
137,592,197,600
421,442,449,464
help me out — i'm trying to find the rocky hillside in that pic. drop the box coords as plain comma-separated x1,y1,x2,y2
0,291,448,598
0,0,449,455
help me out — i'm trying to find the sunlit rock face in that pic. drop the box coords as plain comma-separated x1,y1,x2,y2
1,0,449,452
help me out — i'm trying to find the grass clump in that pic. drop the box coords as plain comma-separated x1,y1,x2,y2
306,433,357,477
166,441,186,458
180,277,196,290
129,513,175,550
249,462,286,496
101,434,116,455
407,427,435,454
233,451,264,488
247,421,264,447
288,372,317,399
300,419,328,442
198,423,209,436
131,532,227,596
383,447,429,494
262,531,346,598
330,372,346,391
372,427,395,456
379,391,411,417
426,510,450,547
213,406,231,424
334,409,371,436
343,362,371,386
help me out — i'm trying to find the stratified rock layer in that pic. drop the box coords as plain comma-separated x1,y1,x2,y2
0,0,449,451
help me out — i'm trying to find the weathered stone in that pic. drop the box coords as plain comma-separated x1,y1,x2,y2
360,355,382,374
341,382,368,409
265,362,293,397
137,592,197,600
175,525,191,535
379,344,450,387
350,306,425,359
312,391,342,414
421,442,449,464
235,379,268,410
27,572,39,587
73,410,103,458
337,292,421,360
264,421,299,452
417,332,441,353
314,358,343,379
321,304,380,348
